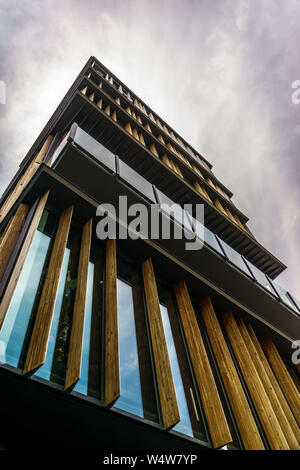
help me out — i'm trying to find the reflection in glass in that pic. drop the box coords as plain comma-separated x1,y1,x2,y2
74,127,115,172
156,189,193,233
73,262,94,395
245,261,276,295
160,304,193,437
0,230,51,367
272,282,298,311
35,249,71,380
204,230,224,255
118,160,156,202
219,240,252,276
114,279,143,418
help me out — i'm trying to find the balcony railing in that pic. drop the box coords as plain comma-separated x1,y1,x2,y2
51,124,300,318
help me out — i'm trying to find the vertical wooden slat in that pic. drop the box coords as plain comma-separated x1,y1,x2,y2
23,205,74,375
222,312,289,450
142,258,180,430
237,319,299,449
262,338,300,425
0,136,53,224
247,324,300,445
199,296,264,450
104,238,120,406
0,191,50,330
174,283,232,448
0,204,29,278
64,218,93,391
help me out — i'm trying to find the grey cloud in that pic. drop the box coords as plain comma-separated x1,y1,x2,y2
0,0,299,298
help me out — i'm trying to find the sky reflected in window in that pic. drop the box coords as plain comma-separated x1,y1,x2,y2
0,230,50,367
114,279,143,418
160,304,193,437
74,262,94,395
35,248,70,380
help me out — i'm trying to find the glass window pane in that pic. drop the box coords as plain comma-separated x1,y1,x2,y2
218,240,252,276
159,303,193,437
74,127,115,172
35,248,71,380
73,262,94,395
272,282,298,311
114,279,143,418
0,230,51,367
205,230,224,255
156,189,193,232
246,260,277,295
118,160,156,202
289,294,300,313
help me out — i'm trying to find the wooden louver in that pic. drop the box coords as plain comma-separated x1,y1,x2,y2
199,296,264,450
64,218,93,391
0,191,50,330
174,282,232,449
23,205,74,375
142,258,180,430
104,238,120,406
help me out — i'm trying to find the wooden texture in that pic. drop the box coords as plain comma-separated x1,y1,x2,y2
0,191,50,329
150,144,158,157
64,218,93,391
142,258,180,430
222,312,289,450
237,319,299,449
0,136,53,224
174,283,232,448
0,204,29,279
23,205,74,375
199,296,264,450
104,238,120,406
262,338,300,425
246,324,300,446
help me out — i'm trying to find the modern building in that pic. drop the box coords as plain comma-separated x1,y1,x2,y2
0,56,299,451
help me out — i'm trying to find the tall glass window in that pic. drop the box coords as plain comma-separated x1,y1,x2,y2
114,278,143,417
114,258,159,423
157,284,207,441
0,210,55,368
160,303,193,437
35,248,71,380
73,262,94,395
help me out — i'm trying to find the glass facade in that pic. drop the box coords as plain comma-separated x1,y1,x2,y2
157,284,208,441
159,303,193,437
73,262,95,395
0,210,55,368
114,278,144,417
114,257,159,423
35,248,71,380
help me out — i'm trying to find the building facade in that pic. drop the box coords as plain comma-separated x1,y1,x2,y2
0,56,299,451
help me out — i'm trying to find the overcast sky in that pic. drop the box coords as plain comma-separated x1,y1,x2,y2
0,0,299,299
